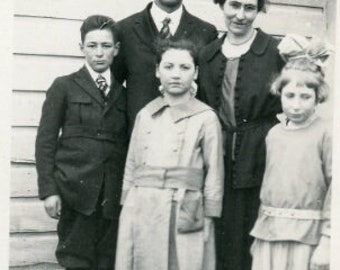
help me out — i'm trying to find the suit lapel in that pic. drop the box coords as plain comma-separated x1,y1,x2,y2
132,3,158,53
104,78,123,114
173,7,195,39
74,66,104,107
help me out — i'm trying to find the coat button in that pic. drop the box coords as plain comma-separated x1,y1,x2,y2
242,119,248,123
144,146,148,150
80,180,84,184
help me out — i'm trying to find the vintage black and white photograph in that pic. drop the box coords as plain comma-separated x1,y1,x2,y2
1,0,339,269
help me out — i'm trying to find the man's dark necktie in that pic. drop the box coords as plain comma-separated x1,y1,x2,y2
96,74,108,99
159,17,171,39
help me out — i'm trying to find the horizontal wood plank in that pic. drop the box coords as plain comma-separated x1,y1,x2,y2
10,263,63,270
12,90,45,127
10,233,58,266
11,127,37,162
10,198,57,233
11,163,38,198
14,54,82,91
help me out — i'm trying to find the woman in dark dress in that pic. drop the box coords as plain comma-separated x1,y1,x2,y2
197,1,284,270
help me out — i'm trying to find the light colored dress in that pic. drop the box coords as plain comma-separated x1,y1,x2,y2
115,97,224,270
250,114,332,270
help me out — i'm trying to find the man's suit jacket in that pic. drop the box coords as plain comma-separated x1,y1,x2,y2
113,2,218,129
35,66,128,218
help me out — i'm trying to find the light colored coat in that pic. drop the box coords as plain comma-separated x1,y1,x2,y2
116,97,224,270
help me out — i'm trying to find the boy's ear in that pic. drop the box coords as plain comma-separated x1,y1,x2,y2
114,42,120,57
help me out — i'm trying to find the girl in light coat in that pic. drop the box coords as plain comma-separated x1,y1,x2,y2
115,39,224,270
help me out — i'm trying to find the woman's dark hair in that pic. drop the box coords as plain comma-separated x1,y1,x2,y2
80,15,120,43
213,0,267,12
155,38,199,66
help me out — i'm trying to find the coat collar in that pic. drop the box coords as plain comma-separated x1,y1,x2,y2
74,66,123,109
204,28,270,62
146,96,212,123
132,2,159,49
74,66,104,106
132,3,194,46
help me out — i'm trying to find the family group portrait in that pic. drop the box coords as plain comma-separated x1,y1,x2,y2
4,0,338,269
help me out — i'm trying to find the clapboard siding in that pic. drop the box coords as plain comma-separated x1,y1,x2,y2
11,198,58,233
10,0,331,268
12,127,37,163
10,233,58,266
12,91,45,127
11,263,63,270
11,163,38,198
14,54,83,91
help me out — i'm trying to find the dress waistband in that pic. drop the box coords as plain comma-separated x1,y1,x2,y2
133,166,204,191
260,205,323,220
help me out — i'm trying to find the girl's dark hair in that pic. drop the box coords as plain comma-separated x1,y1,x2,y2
213,0,267,12
80,15,120,43
155,38,199,66
271,58,329,103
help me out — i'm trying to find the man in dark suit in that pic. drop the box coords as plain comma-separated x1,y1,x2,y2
35,15,128,270
112,0,218,130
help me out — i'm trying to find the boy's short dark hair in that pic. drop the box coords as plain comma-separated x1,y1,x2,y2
155,38,199,66
80,15,120,43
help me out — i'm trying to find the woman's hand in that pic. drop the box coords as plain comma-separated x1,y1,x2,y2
44,195,62,219
310,236,330,270
203,217,213,242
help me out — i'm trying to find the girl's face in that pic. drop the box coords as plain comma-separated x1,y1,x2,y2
156,49,197,97
222,0,258,37
281,82,317,125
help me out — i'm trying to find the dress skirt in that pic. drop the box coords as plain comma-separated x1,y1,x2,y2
115,186,216,270
251,239,315,270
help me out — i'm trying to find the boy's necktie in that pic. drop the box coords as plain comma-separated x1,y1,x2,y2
96,74,108,99
159,17,171,39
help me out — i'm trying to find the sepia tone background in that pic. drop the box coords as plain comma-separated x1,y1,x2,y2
8,0,336,269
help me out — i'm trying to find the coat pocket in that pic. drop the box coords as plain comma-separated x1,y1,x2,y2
177,191,204,234
70,97,92,124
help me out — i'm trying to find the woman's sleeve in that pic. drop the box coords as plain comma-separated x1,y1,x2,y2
202,111,224,217
321,127,332,237
35,78,66,200
120,112,141,204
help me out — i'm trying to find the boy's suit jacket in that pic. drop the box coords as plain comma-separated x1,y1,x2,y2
113,2,218,129
35,66,128,219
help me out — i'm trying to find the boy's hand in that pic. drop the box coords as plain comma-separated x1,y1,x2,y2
44,195,62,219
310,236,330,270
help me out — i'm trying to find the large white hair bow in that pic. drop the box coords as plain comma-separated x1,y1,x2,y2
278,33,333,68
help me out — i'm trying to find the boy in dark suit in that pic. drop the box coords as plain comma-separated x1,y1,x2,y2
112,0,218,131
35,15,128,270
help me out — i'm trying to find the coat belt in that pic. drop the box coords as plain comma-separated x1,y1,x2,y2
133,166,204,191
260,205,323,220
61,125,127,141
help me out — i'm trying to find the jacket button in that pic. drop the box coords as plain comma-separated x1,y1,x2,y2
80,180,84,184
242,119,248,123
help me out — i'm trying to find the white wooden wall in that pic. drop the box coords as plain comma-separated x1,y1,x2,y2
10,0,332,269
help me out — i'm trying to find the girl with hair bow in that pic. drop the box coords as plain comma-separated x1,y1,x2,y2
250,34,332,270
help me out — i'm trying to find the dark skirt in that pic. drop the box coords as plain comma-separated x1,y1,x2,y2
215,161,261,270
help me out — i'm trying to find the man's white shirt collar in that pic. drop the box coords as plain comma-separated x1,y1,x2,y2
150,3,183,35
85,62,111,95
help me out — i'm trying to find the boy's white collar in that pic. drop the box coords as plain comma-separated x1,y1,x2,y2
85,62,111,87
